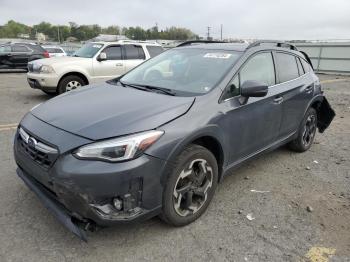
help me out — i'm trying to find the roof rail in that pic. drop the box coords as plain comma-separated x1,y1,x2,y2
177,40,225,47
117,40,158,45
247,40,298,51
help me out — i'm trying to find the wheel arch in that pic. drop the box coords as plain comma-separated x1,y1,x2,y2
57,71,89,92
305,94,323,115
191,136,225,182
160,126,227,183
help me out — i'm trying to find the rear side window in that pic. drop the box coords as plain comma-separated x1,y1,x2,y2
300,58,311,73
240,52,275,86
31,45,45,52
46,48,63,53
124,45,145,60
296,57,304,76
12,45,30,52
104,46,122,60
275,53,299,82
146,46,164,58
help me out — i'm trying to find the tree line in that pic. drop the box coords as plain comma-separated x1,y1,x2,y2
0,20,198,42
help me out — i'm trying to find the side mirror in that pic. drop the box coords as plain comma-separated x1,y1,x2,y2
97,52,107,61
241,80,268,97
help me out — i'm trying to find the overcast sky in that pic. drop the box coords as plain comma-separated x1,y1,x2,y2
1,0,350,40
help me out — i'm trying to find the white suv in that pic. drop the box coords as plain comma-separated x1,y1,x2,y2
27,41,164,94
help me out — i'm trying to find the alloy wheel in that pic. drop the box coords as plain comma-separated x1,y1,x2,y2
66,80,81,92
173,159,213,217
302,114,316,147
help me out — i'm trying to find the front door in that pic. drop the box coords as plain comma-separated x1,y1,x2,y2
11,44,31,68
219,52,283,165
92,45,125,82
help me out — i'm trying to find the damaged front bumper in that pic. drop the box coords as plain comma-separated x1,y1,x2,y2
17,168,88,241
13,118,166,241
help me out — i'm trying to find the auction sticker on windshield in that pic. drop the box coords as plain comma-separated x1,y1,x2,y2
204,53,232,59
93,44,102,49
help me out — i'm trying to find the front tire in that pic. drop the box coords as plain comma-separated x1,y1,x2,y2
160,144,218,226
288,107,317,152
58,75,85,94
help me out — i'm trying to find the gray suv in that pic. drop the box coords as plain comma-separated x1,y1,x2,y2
14,40,335,240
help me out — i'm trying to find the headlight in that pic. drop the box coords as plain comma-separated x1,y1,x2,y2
40,65,55,74
74,130,164,162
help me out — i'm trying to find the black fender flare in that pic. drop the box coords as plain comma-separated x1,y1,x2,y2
159,125,227,184
304,94,324,116
305,94,335,133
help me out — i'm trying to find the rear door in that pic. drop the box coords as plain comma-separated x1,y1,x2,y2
122,44,146,73
274,52,315,138
92,45,125,81
11,44,32,67
220,52,283,164
0,45,12,68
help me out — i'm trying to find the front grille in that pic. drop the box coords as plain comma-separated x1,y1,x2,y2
17,128,59,169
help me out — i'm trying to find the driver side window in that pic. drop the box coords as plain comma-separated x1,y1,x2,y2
222,52,275,100
240,52,275,86
103,46,122,60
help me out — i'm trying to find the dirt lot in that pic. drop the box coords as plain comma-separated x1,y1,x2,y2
0,72,349,262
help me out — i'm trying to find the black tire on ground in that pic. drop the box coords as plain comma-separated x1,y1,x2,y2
160,144,218,226
57,75,85,94
288,107,317,152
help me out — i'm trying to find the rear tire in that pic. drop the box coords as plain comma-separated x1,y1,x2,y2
58,75,85,94
288,107,317,152
160,144,218,226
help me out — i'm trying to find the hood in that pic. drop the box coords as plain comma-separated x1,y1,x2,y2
31,56,89,66
31,83,194,140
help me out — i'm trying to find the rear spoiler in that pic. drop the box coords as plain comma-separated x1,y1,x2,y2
299,51,314,69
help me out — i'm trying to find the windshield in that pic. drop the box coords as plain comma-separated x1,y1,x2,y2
73,43,103,58
120,48,241,95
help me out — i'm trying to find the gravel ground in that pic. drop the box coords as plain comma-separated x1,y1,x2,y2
0,72,349,262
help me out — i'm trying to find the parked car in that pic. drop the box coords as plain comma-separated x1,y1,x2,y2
14,41,335,240
42,45,67,57
0,43,49,70
27,41,164,94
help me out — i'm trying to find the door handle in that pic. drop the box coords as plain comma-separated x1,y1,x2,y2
305,85,313,94
273,96,284,104
115,63,123,66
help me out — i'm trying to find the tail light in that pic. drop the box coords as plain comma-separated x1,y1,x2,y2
43,51,50,58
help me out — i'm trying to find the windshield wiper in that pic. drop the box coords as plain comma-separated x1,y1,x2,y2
130,84,176,96
119,80,150,92
117,80,176,96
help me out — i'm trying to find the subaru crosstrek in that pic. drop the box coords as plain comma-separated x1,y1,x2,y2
14,40,335,240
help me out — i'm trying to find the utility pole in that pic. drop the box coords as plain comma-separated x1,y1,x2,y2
57,26,60,43
207,26,211,40
220,24,223,41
